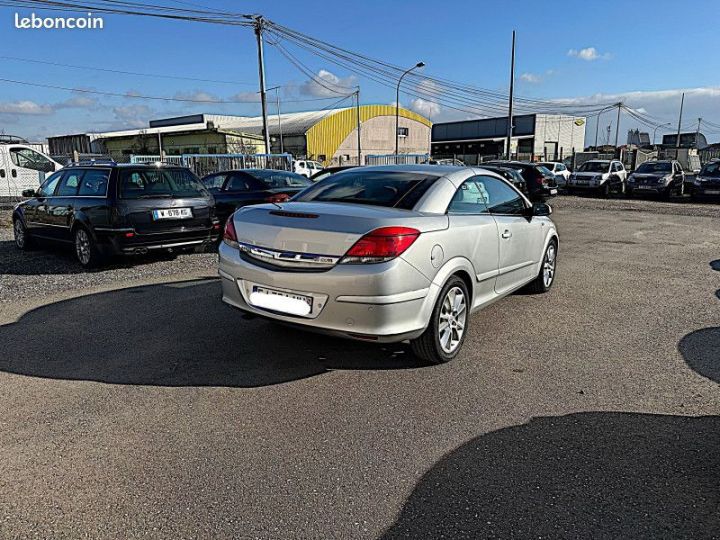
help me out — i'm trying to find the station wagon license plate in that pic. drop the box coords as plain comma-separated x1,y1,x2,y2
249,286,313,316
152,208,192,220
705,189,720,195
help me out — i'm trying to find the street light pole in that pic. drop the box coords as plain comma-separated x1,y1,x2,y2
652,122,670,145
395,61,425,156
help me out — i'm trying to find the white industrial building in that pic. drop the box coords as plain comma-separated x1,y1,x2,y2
431,113,587,164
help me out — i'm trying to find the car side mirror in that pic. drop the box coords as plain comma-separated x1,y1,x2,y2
22,189,37,198
532,202,552,217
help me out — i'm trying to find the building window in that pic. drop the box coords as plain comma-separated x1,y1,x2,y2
397,127,409,137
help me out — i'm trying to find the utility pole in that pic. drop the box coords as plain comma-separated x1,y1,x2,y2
613,102,622,149
355,88,362,165
594,110,602,148
675,92,685,159
505,30,516,160
253,16,271,155
695,117,702,149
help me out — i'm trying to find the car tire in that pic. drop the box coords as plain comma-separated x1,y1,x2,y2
13,218,33,250
410,276,469,365
601,182,610,198
525,239,558,294
73,226,102,268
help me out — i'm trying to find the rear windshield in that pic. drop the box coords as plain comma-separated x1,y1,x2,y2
578,161,609,173
635,162,671,174
119,168,208,199
535,165,554,177
294,171,438,210
248,170,312,188
700,162,720,177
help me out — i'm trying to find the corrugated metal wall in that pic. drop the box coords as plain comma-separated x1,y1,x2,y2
305,105,432,165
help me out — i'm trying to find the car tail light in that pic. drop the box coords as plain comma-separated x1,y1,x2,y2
265,193,291,203
340,226,420,264
223,216,238,248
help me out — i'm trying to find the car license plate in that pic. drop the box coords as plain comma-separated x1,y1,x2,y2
638,185,653,190
249,285,313,316
549,188,558,195
152,208,192,220
705,189,720,195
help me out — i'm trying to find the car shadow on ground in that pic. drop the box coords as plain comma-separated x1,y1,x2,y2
0,239,213,275
0,279,423,388
381,412,720,539
679,327,720,384
710,260,720,271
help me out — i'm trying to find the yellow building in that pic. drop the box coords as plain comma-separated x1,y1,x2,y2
48,107,432,165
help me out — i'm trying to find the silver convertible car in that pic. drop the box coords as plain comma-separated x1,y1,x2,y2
218,165,558,363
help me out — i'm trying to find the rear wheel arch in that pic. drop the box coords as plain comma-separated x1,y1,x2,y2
451,269,474,301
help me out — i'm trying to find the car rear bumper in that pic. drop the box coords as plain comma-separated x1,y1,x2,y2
97,226,220,255
217,241,436,342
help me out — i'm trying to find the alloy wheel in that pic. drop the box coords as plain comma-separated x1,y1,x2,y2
438,286,467,354
75,229,91,265
13,220,25,248
543,244,557,288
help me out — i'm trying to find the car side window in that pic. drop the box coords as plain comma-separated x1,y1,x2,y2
226,174,254,192
78,169,110,196
10,147,55,173
38,171,63,197
557,164,566,171
202,174,226,190
476,175,526,215
447,178,490,214
56,170,84,196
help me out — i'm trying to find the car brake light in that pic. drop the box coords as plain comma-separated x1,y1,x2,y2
340,226,420,264
223,216,238,248
265,193,291,203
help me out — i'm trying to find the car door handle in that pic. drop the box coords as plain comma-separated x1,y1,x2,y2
501,230,512,239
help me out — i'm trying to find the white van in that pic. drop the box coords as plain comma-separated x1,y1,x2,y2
0,144,62,197
293,160,324,178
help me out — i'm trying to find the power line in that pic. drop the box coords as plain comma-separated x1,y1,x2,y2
0,55,259,86
0,76,347,104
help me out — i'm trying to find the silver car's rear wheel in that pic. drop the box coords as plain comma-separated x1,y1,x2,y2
439,286,467,354
411,276,470,364
543,244,556,288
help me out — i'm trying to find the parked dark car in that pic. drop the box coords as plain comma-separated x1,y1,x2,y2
626,160,685,199
485,161,558,200
200,169,312,226
478,164,527,193
309,165,357,182
12,162,220,267
689,160,720,200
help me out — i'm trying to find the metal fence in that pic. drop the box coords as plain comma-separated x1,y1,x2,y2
365,153,430,166
130,153,293,177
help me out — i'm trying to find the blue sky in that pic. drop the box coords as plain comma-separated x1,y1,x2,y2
1,0,719,144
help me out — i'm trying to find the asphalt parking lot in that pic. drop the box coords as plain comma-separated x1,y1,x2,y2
0,196,718,538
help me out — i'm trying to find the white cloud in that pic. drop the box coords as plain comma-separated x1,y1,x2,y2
520,72,541,83
300,69,356,97
0,100,53,115
112,104,153,128
409,97,441,119
55,95,99,109
173,90,221,103
567,47,610,61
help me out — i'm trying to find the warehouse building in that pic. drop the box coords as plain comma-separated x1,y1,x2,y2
48,105,431,166
431,113,587,164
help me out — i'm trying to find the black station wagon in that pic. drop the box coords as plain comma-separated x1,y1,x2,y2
12,162,220,267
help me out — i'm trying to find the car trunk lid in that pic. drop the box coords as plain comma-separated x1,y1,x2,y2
231,201,448,269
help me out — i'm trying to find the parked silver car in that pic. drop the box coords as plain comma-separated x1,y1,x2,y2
218,165,559,363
